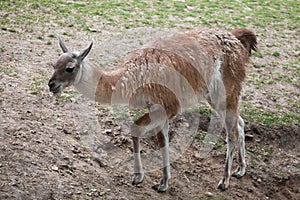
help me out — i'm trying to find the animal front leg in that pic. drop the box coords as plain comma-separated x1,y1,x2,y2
152,122,171,192
132,136,144,185
131,113,151,185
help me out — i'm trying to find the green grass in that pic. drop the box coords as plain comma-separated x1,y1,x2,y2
191,105,212,115
27,73,48,95
1,0,299,126
27,71,75,99
132,109,148,122
0,65,20,78
241,102,299,126
1,0,299,31
250,160,258,168
213,138,226,150
263,146,273,154
272,51,280,57
252,51,263,58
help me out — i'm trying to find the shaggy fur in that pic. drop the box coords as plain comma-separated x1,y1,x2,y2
48,27,257,192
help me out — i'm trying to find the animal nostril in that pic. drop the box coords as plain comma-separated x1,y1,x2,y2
48,80,55,89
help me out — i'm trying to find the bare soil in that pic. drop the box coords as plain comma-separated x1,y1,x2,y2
0,25,299,200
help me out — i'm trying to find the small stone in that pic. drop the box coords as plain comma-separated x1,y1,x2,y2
245,134,254,141
205,191,213,197
51,165,59,171
99,192,105,196
104,129,112,134
9,178,18,186
253,181,258,187
257,178,262,183
236,192,243,197
63,128,71,134
88,27,98,32
71,146,81,154
74,135,80,140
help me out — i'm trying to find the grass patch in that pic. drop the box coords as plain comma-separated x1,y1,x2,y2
48,34,56,38
213,138,225,150
1,0,299,30
0,46,6,52
250,160,258,168
28,75,46,95
264,146,273,154
37,35,44,40
27,70,49,95
56,91,74,101
252,51,263,58
196,133,206,142
0,65,20,78
272,51,280,57
132,109,148,122
1,0,298,127
241,102,299,126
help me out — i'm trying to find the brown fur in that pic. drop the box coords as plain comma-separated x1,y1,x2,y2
94,28,257,120
49,27,258,192
231,28,257,55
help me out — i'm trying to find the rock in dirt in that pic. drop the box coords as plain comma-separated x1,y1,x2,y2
205,191,214,197
51,165,59,171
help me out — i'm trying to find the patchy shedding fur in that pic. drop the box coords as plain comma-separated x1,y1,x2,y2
48,27,257,192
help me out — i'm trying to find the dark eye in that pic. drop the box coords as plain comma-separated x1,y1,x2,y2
66,67,75,73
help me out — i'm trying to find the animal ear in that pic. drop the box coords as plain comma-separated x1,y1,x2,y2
79,41,93,61
57,35,69,53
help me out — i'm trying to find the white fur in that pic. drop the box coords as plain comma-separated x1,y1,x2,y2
73,61,100,101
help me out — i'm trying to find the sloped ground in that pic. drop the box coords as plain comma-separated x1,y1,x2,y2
1,1,299,199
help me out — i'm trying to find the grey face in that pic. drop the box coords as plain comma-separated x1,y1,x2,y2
48,37,93,94
48,53,81,94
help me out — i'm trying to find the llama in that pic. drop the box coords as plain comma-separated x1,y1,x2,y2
48,27,257,192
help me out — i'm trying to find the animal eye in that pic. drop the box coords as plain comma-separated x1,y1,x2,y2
66,67,75,73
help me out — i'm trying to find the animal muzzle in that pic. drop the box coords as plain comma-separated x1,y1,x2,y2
48,79,61,94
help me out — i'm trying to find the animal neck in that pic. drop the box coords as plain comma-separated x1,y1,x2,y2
74,61,126,104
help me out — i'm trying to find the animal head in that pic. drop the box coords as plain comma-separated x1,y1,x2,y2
48,36,93,94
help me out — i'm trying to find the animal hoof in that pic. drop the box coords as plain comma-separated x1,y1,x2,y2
232,166,246,179
232,172,243,179
217,179,228,191
132,172,144,185
152,184,168,193
152,178,169,192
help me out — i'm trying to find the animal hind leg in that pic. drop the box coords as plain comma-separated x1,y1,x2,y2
218,111,238,190
232,116,246,178
152,121,171,192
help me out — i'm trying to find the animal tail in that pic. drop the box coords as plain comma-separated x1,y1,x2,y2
231,28,258,55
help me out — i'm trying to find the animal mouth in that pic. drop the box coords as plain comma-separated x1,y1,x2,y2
51,84,62,94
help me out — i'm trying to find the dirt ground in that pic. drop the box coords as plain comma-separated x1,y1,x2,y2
1,22,299,200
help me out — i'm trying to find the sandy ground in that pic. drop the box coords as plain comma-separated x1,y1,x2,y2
1,23,299,200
